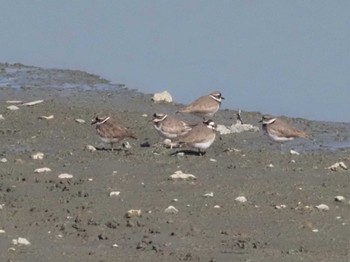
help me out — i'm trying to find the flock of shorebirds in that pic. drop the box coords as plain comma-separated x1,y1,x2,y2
91,91,308,155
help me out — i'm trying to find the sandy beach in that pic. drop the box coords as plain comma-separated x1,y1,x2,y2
0,63,349,261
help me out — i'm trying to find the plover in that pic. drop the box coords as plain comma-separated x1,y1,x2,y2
177,119,217,155
152,113,192,148
91,116,137,151
177,91,224,119
260,115,308,150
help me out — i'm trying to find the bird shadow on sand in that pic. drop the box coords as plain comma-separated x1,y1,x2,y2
95,147,133,156
169,149,206,157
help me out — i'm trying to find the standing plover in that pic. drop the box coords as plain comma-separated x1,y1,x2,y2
260,115,308,150
177,119,217,155
91,116,137,151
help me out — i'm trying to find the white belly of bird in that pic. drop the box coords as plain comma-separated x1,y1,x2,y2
268,133,294,142
100,137,120,143
155,127,178,139
191,135,216,150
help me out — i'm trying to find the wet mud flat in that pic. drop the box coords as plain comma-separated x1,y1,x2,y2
0,64,349,261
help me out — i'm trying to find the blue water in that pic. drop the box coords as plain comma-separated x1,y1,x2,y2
0,1,349,122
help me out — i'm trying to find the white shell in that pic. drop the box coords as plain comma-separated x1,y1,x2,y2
58,173,73,179
109,191,121,197
315,204,329,211
327,161,348,171
85,145,96,152
235,196,247,203
7,105,19,111
12,237,31,245
334,196,345,202
75,118,86,124
34,167,51,173
6,100,22,104
290,150,300,155
164,206,179,214
39,115,54,120
203,192,214,197
32,152,44,160
22,100,44,106
169,170,196,180
152,91,173,103
126,209,142,218
216,123,259,135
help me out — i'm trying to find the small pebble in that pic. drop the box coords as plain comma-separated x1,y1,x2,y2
312,229,319,233
88,178,93,181
164,206,179,214
172,198,178,202
32,152,44,160
109,191,121,197
275,204,287,209
0,158,8,163
0,229,5,234
34,167,52,173
0,204,4,209
268,163,274,168
112,244,119,248
142,114,148,117
235,196,247,203
123,141,131,149
169,170,196,180
214,205,221,209
163,139,178,149
209,158,217,162
315,204,329,211
0,114,5,120
58,173,73,179
85,145,96,152
177,152,185,157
